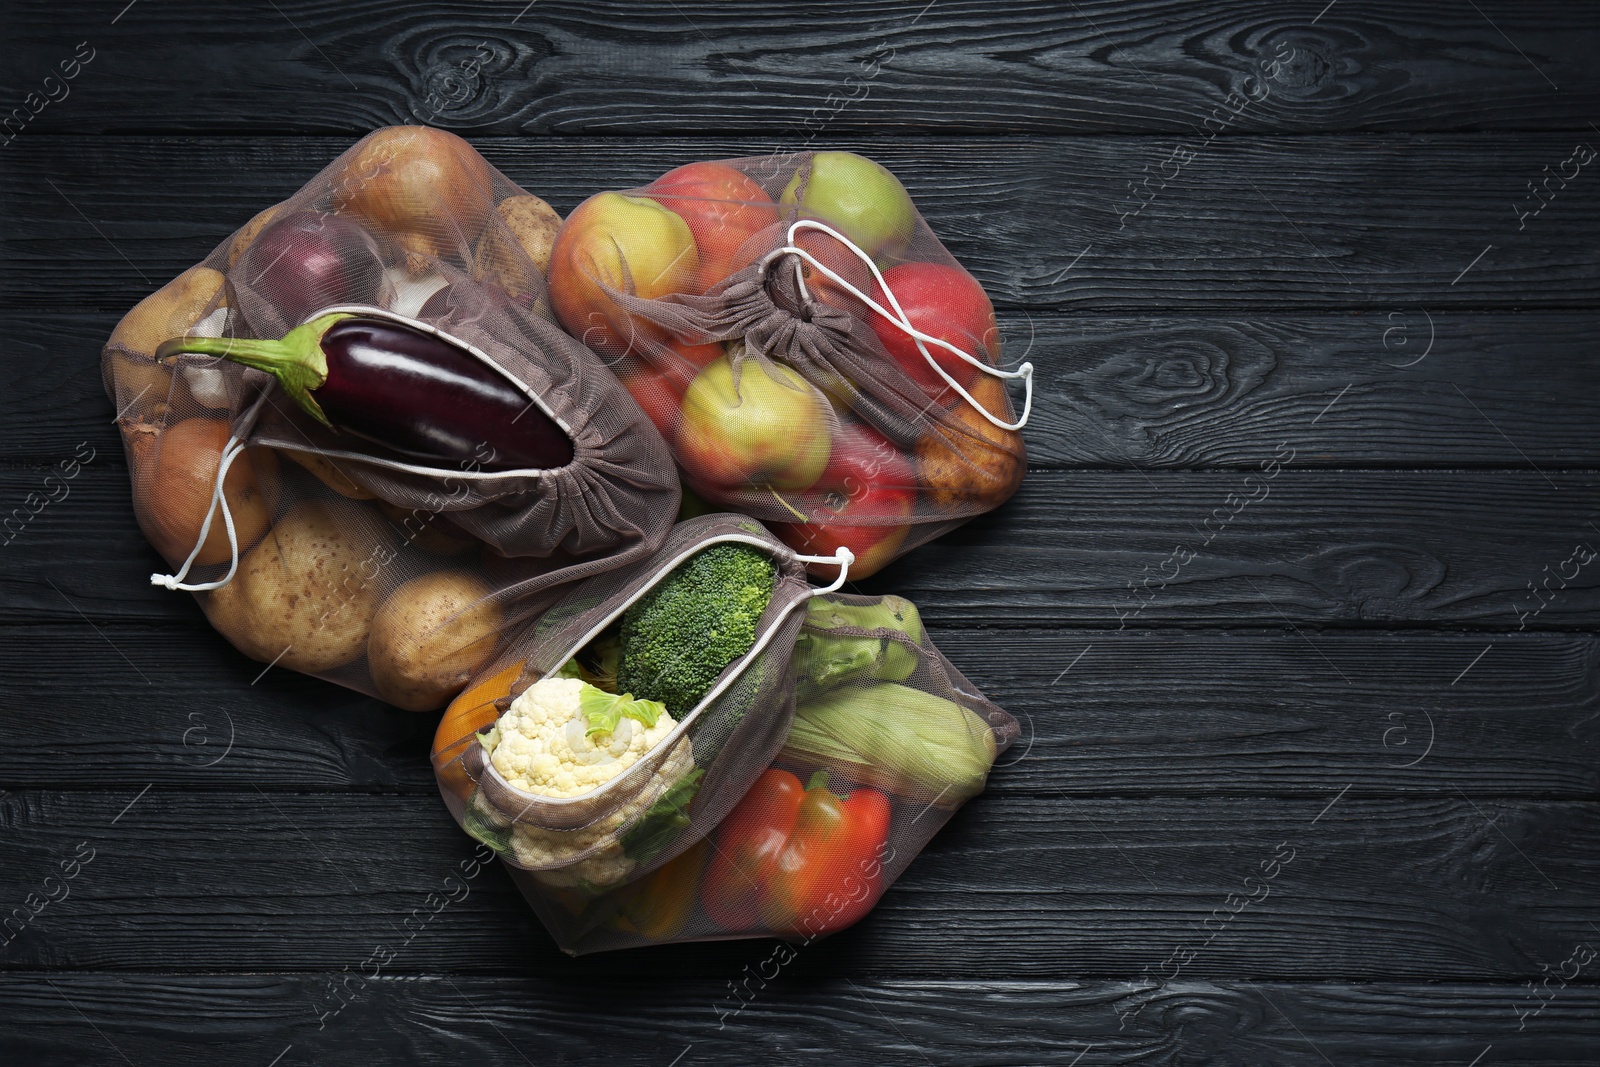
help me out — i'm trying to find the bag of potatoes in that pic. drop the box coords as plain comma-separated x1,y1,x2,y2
104,126,680,709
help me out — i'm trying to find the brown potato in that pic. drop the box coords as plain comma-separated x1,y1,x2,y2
914,375,1025,512
203,499,391,674
109,266,227,357
226,202,284,267
277,447,379,500
377,500,474,555
494,194,563,275
368,571,503,711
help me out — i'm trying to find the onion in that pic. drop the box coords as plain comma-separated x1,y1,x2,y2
235,211,384,329
331,126,497,264
131,418,280,566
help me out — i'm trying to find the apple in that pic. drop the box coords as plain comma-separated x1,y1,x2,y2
648,162,780,291
870,261,998,399
678,353,831,493
618,367,683,441
732,222,873,317
780,151,916,258
548,191,700,356
772,422,916,580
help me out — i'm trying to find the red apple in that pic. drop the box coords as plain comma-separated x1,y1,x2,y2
870,261,997,399
678,353,831,493
548,191,700,356
618,368,684,441
772,422,916,580
648,162,780,291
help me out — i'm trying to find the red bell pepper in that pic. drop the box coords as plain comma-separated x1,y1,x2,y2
701,768,892,936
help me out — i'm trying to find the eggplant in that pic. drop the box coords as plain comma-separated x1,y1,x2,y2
155,311,574,472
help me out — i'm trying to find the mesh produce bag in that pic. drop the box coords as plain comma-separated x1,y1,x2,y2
546,151,1034,581
431,514,1016,954
101,126,680,709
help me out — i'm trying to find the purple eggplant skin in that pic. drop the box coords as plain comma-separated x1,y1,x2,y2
154,313,575,473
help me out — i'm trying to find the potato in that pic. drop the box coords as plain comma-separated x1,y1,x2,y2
368,571,504,711
226,202,284,267
377,500,474,555
203,499,391,674
109,266,227,357
914,375,1025,512
277,447,379,500
474,194,564,298
496,194,563,275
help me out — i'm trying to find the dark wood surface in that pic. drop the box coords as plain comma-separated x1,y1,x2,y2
2,2,1597,1064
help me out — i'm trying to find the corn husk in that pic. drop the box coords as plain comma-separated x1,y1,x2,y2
782,682,998,807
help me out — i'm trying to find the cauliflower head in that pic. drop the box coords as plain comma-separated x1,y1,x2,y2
510,738,696,889
483,676,677,799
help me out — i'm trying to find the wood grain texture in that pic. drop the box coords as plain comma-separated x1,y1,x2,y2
6,135,1599,314
0,623,1594,798
6,467,1595,627
3,974,1598,1066
1,790,1595,979
11,309,1600,471
5,1,1597,136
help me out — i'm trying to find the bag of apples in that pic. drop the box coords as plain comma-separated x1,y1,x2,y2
547,151,1034,581
429,512,1017,954
102,126,681,711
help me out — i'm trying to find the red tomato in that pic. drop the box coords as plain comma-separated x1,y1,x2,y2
649,162,781,291
869,262,997,398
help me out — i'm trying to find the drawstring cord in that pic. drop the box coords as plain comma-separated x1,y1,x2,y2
151,436,247,593
792,545,855,595
757,219,1034,432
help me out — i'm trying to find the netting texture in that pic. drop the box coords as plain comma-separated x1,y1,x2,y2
102,126,681,710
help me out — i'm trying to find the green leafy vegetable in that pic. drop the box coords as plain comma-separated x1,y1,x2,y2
619,766,706,864
580,684,667,738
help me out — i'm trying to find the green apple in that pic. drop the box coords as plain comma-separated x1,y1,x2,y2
678,353,832,493
780,151,916,257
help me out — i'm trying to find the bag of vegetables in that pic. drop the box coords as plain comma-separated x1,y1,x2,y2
431,514,1017,954
103,126,681,710
546,150,1033,582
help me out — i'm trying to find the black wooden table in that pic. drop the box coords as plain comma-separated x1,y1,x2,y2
3,3,1598,1064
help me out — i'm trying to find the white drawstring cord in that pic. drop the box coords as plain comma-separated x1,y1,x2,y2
759,219,1034,432
151,436,247,593
792,546,855,595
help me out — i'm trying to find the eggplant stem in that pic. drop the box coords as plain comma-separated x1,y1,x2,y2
154,314,348,427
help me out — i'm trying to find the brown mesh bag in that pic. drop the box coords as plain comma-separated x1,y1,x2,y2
546,151,1034,582
431,514,1016,955
101,126,680,709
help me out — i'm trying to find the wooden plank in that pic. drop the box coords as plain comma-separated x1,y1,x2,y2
2,974,1598,1066
0,623,1594,798
13,309,1600,470
0,791,1595,978
6,1,1598,136
5,467,1595,627
5,135,1599,313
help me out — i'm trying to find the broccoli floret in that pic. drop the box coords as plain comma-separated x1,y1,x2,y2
616,543,777,716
